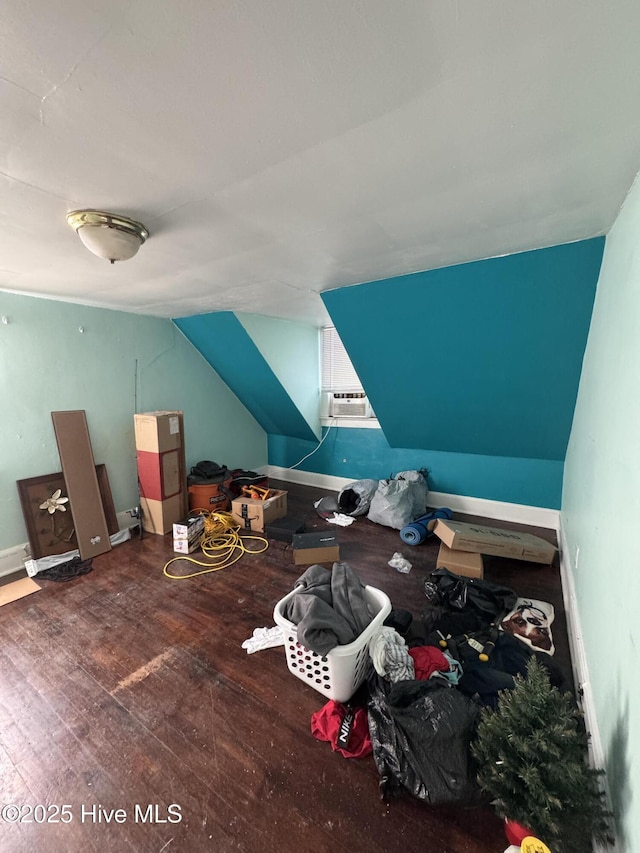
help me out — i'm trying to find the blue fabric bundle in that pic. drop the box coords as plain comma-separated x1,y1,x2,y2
399,508,453,546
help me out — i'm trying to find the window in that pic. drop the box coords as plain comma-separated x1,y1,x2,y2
320,327,378,424
321,326,363,392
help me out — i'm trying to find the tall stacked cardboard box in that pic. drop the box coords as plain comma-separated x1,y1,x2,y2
134,411,188,534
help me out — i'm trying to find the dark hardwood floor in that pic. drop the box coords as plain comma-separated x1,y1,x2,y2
0,481,568,853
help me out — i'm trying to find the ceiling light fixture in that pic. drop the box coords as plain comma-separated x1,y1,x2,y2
66,209,149,264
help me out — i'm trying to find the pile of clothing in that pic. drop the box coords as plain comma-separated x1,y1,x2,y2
308,567,566,806
282,562,374,655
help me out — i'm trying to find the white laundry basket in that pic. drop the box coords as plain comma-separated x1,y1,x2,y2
273,584,392,703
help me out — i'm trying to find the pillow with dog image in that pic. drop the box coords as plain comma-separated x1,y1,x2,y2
499,598,555,655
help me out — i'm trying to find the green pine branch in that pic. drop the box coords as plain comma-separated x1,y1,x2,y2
471,658,614,853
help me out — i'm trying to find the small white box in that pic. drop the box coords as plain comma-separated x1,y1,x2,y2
173,536,201,554
173,515,205,539
173,514,204,553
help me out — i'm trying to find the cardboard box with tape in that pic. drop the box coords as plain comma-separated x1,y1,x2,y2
436,542,484,579
231,489,287,532
433,519,556,565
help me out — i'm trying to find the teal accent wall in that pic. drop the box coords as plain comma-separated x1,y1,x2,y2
562,181,640,847
321,239,604,460
236,313,321,436
0,292,266,552
170,242,603,510
269,428,563,508
173,311,317,442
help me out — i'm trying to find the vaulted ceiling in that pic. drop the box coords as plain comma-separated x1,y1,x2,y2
2,1,640,326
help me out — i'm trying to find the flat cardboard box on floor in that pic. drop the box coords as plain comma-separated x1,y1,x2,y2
0,577,41,607
436,542,484,579
231,489,287,532
292,531,340,566
433,518,556,565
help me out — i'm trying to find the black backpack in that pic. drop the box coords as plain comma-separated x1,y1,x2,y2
188,460,229,485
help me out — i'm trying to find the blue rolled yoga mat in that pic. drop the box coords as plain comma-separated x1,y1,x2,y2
400,508,453,545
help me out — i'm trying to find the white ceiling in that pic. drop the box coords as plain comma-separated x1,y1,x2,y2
2,1,640,327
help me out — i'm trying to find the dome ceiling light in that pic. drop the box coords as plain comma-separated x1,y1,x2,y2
66,209,149,264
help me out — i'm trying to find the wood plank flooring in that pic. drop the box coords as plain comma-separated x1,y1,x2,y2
0,481,568,853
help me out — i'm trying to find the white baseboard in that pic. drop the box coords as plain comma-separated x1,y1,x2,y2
428,490,559,529
0,512,136,581
263,465,351,494
263,466,559,529
117,509,138,531
557,522,604,769
0,542,29,578
558,522,620,851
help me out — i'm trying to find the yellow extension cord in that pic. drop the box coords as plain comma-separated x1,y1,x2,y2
163,510,269,580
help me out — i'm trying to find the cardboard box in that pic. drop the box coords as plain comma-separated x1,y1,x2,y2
173,514,205,540
140,494,184,536
173,536,202,554
433,519,556,565
436,542,484,579
265,516,306,543
173,515,205,553
231,489,287,532
134,411,183,453
137,448,183,501
292,531,340,566
135,412,187,535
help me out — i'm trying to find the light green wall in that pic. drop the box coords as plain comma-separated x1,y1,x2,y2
0,292,266,551
563,175,640,848
237,312,321,436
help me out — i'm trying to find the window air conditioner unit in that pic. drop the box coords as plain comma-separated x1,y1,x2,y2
329,393,372,418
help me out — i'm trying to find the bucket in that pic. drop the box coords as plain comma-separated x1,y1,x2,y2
188,477,233,513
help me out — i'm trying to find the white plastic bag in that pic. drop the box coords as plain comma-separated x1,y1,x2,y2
368,479,414,529
394,470,428,518
388,552,412,574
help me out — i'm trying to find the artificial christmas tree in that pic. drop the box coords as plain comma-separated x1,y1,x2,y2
471,657,613,852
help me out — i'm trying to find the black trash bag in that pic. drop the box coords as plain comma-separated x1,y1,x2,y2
423,567,517,623
367,675,481,804
35,556,93,582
